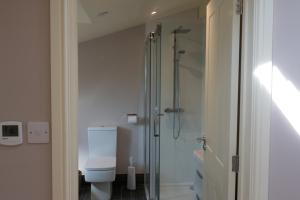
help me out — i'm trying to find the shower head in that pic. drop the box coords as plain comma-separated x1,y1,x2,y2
173,26,191,34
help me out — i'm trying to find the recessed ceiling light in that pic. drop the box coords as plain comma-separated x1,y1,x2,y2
151,11,158,15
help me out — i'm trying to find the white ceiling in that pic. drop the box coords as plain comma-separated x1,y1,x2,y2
78,0,202,42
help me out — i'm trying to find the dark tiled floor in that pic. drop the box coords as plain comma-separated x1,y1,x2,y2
79,185,90,200
79,183,146,200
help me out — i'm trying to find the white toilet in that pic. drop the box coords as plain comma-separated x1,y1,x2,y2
85,126,118,200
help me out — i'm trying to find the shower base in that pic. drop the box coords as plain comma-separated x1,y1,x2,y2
160,184,195,200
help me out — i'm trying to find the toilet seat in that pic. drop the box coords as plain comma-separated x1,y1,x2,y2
85,156,116,171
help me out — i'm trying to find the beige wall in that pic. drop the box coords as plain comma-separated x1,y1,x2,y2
78,25,145,174
0,0,51,200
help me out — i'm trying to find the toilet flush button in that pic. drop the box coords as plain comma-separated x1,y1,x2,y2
27,122,50,144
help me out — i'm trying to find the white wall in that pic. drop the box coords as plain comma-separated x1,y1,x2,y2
78,25,145,174
146,8,205,184
269,1,300,199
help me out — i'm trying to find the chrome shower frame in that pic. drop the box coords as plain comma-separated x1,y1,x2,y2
144,24,162,200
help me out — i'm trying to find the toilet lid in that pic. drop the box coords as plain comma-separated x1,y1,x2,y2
85,156,116,170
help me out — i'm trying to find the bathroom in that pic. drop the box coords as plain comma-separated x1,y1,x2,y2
77,1,206,200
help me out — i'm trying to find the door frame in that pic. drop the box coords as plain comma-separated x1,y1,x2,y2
51,0,78,200
238,0,273,200
50,1,273,200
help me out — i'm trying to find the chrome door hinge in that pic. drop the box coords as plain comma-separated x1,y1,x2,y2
232,155,239,173
236,0,243,15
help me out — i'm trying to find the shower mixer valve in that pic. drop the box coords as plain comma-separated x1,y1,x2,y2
164,108,184,113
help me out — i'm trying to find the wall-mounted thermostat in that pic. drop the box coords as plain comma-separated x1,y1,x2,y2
0,121,23,146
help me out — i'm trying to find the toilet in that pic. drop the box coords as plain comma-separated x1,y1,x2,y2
85,126,118,200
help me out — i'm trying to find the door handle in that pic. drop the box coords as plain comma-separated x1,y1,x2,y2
197,136,207,151
153,114,162,137
154,117,159,137
153,107,163,137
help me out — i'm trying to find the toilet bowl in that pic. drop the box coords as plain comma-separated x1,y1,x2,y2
85,126,117,200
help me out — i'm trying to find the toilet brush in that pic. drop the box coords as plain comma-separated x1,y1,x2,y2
127,156,136,190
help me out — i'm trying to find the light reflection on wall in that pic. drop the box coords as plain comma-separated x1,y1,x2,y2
254,63,300,135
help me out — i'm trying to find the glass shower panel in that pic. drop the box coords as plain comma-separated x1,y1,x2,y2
144,25,162,200
152,27,161,200
144,38,151,198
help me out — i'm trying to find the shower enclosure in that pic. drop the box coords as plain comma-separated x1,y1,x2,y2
144,9,205,200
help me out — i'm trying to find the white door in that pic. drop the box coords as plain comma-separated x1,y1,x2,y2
204,0,241,199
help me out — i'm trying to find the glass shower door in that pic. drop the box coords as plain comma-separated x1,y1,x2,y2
144,25,162,200
144,33,151,199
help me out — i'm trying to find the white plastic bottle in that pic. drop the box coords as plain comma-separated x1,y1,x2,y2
127,156,136,190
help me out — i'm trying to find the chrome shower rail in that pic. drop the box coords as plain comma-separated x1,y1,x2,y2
169,26,191,140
